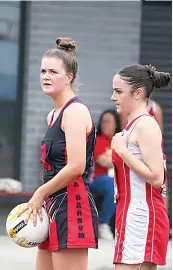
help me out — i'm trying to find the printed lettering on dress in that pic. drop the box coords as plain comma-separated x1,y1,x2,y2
74,181,85,239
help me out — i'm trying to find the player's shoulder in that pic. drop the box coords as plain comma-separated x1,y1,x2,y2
136,115,161,135
64,101,90,117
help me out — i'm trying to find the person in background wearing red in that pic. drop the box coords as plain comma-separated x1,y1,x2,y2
90,109,121,240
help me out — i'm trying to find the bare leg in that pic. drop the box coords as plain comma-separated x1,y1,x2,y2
115,262,157,270
52,248,88,270
35,248,53,270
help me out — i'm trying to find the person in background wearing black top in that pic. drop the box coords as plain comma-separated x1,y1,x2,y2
18,37,98,270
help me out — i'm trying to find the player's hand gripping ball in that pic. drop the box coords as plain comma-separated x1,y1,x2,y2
6,203,49,248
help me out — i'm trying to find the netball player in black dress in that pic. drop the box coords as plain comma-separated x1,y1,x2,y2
18,37,98,270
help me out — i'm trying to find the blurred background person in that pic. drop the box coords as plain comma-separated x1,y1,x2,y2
90,109,121,240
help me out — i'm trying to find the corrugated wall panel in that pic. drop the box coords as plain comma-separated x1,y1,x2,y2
140,2,172,221
20,2,141,191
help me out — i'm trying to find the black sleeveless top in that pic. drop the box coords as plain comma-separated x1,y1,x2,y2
40,96,96,196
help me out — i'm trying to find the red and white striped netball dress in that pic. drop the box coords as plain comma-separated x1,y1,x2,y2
112,115,169,265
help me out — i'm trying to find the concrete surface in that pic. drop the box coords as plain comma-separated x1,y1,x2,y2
0,236,172,270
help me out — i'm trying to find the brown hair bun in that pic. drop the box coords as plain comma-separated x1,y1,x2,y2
146,64,171,88
56,37,77,54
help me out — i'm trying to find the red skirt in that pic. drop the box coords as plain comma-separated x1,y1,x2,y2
39,178,98,251
114,199,169,265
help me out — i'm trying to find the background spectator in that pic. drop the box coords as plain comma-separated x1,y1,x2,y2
90,109,121,240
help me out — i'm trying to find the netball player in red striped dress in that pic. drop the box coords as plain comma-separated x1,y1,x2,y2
111,64,170,269
18,38,98,270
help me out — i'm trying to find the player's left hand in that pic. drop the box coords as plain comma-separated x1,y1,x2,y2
111,131,128,155
17,188,44,226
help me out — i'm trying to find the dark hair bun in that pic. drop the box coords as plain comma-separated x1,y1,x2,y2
146,64,171,88
56,37,77,54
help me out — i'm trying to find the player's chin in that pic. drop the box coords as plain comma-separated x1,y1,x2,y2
116,106,121,114
42,87,54,96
